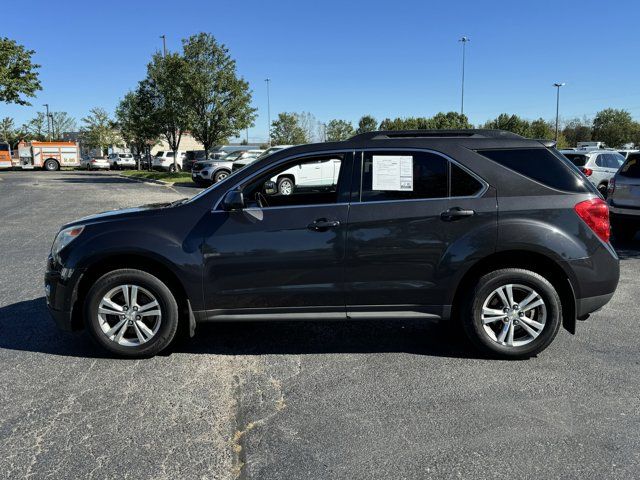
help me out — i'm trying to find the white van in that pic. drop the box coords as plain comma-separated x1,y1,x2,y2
152,151,186,171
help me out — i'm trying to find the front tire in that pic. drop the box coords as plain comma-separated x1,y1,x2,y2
277,176,294,195
462,268,562,359
84,269,179,358
214,170,230,183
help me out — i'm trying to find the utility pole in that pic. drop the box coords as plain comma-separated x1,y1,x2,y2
553,83,565,142
459,36,470,116
160,35,167,57
265,78,271,146
43,104,51,141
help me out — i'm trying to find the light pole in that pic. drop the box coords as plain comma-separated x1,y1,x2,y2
265,78,271,146
160,35,167,57
459,36,470,116
43,104,51,141
553,82,565,142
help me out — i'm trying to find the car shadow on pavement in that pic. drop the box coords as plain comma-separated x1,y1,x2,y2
0,297,479,359
51,173,140,184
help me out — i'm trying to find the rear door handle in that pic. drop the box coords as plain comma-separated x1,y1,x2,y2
308,218,341,231
440,207,475,221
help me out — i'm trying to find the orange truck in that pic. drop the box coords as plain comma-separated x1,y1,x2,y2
0,141,11,169
17,140,81,171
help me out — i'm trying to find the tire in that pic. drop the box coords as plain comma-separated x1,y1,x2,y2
84,269,180,358
214,170,230,183
277,176,295,195
611,216,637,242
44,159,59,171
461,268,562,359
169,164,181,173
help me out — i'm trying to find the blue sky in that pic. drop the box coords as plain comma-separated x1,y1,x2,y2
3,0,639,143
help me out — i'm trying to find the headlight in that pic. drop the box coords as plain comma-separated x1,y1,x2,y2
51,225,85,258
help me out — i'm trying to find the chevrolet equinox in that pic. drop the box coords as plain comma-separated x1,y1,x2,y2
46,130,620,358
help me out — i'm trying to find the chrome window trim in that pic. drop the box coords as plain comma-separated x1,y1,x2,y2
212,149,355,211
356,147,489,202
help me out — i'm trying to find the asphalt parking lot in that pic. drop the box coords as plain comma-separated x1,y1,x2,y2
1,170,639,479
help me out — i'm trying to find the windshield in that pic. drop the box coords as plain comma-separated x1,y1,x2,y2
224,151,246,161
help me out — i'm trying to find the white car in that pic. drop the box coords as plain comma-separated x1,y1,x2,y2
231,146,291,174
561,149,625,196
271,157,341,195
152,151,186,172
108,153,136,170
81,156,110,170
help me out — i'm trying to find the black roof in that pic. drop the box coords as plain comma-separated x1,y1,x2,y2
349,129,525,141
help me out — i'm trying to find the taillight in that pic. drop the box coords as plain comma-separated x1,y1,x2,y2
582,168,593,176
574,198,610,242
607,178,616,195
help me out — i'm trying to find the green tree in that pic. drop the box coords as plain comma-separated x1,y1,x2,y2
0,117,24,147
270,112,308,144
428,111,471,129
562,117,592,147
116,82,161,168
21,112,47,140
182,33,256,157
50,112,76,140
483,113,531,136
528,118,555,139
81,107,121,156
356,115,378,134
0,37,42,106
592,108,637,148
146,52,191,170
325,119,354,141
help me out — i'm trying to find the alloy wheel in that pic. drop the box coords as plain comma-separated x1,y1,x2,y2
279,179,293,195
97,284,162,347
480,283,546,347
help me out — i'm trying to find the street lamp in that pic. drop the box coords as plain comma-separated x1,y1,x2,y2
553,82,565,142
160,35,167,57
459,36,470,116
265,78,271,146
43,104,51,141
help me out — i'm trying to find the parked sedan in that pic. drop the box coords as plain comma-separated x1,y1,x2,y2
81,156,110,170
108,153,136,170
607,152,640,241
560,149,625,196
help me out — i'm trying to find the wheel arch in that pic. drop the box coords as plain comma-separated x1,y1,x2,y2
450,250,577,334
71,253,191,331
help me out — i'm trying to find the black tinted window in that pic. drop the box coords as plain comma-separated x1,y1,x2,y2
451,163,483,197
0,144,9,151
361,151,447,202
620,156,640,178
563,154,588,167
478,148,589,192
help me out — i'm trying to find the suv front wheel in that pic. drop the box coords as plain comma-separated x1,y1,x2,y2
462,268,562,359
84,269,179,357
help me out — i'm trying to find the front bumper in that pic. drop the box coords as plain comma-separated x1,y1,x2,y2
45,260,84,331
192,170,212,182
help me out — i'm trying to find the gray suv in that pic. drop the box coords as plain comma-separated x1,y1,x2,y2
608,152,640,240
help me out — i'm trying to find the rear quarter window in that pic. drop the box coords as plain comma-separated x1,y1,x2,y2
619,156,640,178
477,148,590,193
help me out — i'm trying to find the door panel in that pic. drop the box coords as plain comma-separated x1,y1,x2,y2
202,205,348,311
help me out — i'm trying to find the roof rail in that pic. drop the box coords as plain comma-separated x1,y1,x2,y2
348,129,524,141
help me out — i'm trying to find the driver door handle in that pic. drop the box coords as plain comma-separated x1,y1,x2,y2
440,207,475,221
308,218,341,231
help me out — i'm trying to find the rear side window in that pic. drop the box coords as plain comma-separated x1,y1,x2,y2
451,163,483,197
619,156,640,178
361,151,448,202
477,148,589,192
0,144,9,151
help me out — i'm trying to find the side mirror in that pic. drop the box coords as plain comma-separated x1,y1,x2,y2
263,181,277,195
222,189,244,211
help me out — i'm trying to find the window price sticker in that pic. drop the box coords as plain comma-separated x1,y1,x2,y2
372,155,414,191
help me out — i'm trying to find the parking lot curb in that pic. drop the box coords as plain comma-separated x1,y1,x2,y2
117,173,176,187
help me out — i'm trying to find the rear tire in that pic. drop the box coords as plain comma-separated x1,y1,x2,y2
277,176,295,195
84,269,180,358
44,159,59,171
461,268,562,359
598,183,608,198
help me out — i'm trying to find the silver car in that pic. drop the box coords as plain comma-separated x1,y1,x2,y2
561,149,625,196
191,150,263,185
608,152,640,241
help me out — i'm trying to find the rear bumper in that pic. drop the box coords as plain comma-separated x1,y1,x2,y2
576,292,615,317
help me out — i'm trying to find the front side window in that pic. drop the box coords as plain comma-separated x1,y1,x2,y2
360,151,448,202
240,154,345,209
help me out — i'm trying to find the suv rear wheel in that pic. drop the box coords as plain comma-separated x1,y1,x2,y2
277,176,294,195
84,269,179,357
462,268,562,359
